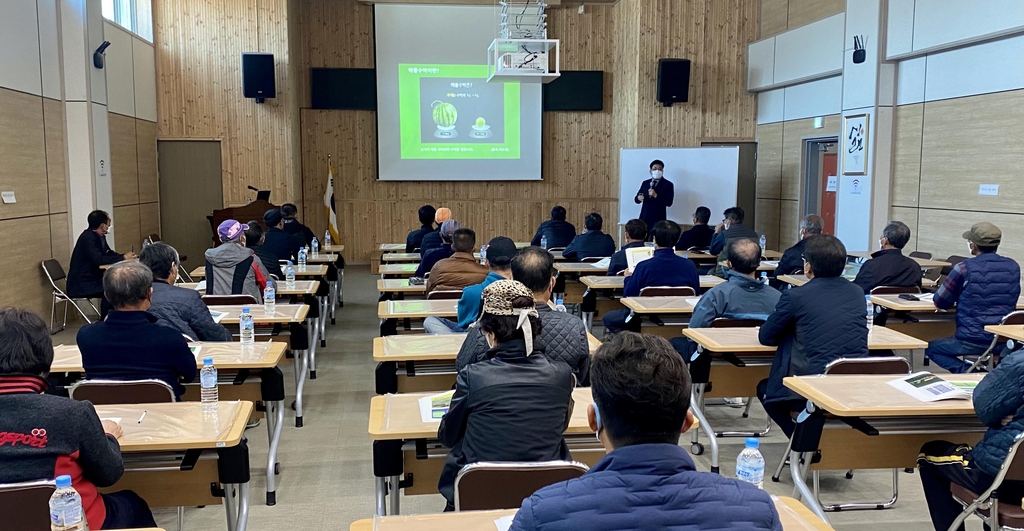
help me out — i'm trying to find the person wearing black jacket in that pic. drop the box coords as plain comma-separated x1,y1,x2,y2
67,210,136,300
261,208,302,263
0,307,155,530
709,207,758,256
244,222,283,278
676,207,715,251
853,221,923,293
438,280,575,509
777,215,823,276
607,219,648,276
281,203,317,246
531,206,577,248
757,234,868,436
406,205,436,252
562,213,615,261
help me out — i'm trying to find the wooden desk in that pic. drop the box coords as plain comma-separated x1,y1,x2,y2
783,373,985,523
371,332,602,393
96,401,254,531
984,324,1024,341
580,275,724,290
378,299,458,336
304,253,339,264
763,249,784,259
684,326,928,353
381,252,423,263
349,497,833,531
180,280,320,296
620,296,698,315
368,388,603,515
379,264,419,277
849,251,950,269
190,264,328,278
869,294,958,343
323,244,344,253
378,279,427,295
554,262,607,275
778,275,936,289
379,243,406,252
209,304,309,324
52,341,287,372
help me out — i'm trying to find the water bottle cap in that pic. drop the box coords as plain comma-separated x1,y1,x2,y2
242,307,250,313
865,295,872,300
55,475,72,488
287,261,293,265
745,437,760,448
203,357,213,365
556,299,564,304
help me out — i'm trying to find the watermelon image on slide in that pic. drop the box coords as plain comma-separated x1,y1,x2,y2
431,101,459,139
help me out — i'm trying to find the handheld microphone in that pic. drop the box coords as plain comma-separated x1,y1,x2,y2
247,185,259,192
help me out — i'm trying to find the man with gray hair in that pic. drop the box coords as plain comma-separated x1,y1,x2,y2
777,214,824,275
140,242,232,341
853,221,923,293
77,261,197,399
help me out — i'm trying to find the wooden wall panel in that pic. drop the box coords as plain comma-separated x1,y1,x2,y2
919,90,1024,212
0,87,48,220
136,119,159,203
139,202,160,241
760,0,789,38
779,199,800,250
49,213,70,266
755,198,781,251
110,113,140,206
293,0,374,109
112,205,142,252
891,104,923,207
43,98,67,214
0,216,57,317
756,122,783,199
916,209,1024,283
890,206,919,253
701,0,759,139
787,0,844,29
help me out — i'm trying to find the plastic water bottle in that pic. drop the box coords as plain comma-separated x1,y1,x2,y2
239,307,255,346
200,357,218,412
324,230,332,248
297,247,307,271
142,237,151,248
736,437,765,489
759,234,767,251
311,237,319,257
540,235,548,249
263,281,276,314
760,272,769,286
285,261,296,289
50,475,87,531
554,298,567,312
480,244,488,265
866,295,875,329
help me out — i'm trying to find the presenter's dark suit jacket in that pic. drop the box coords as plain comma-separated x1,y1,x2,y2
634,178,674,230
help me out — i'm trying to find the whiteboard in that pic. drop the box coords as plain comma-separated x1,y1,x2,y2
619,147,740,227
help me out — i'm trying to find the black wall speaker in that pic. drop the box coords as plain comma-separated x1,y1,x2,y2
656,58,691,106
242,53,276,103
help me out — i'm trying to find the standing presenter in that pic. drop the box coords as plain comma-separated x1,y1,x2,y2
634,159,675,232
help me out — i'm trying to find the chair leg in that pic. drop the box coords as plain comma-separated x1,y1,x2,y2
772,436,794,482
49,295,58,334
742,399,753,418
177,506,184,531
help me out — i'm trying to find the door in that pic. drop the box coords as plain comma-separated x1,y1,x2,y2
158,141,224,271
819,152,838,234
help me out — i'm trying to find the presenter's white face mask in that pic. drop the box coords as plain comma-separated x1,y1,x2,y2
651,170,663,179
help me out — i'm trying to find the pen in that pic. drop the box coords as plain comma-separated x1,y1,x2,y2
137,411,147,424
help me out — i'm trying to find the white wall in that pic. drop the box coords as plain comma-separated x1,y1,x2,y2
0,0,46,95
747,13,845,92
756,76,843,125
897,35,1024,105
103,20,156,120
887,0,1024,58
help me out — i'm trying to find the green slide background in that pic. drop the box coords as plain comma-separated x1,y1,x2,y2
398,64,520,159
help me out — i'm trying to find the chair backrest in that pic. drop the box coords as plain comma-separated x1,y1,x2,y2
426,290,463,300
710,317,766,328
824,357,911,375
148,233,162,242
687,246,709,252
202,294,258,306
1002,433,1024,482
1001,311,1024,327
639,286,696,297
41,259,66,286
69,379,175,405
870,285,921,295
548,247,566,253
909,251,932,260
940,255,968,277
454,461,589,511
581,256,606,263
0,479,54,531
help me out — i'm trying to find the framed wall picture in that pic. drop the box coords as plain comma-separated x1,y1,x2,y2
842,113,869,175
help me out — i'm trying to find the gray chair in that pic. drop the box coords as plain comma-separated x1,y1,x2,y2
949,432,1024,530
69,379,176,405
202,294,258,306
638,286,696,297
0,479,54,531
909,251,933,260
41,259,99,334
454,461,589,511
967,310,1024,372
426,290,463,300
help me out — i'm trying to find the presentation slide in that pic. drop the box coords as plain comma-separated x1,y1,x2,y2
375,5,542,181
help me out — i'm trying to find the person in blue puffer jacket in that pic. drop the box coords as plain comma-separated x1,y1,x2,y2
918,349,1024,531
509,332,782,531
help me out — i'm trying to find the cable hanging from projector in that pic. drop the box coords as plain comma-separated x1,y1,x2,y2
487,0,559,83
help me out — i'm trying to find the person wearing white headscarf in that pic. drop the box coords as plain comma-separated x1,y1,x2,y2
436,279,576,510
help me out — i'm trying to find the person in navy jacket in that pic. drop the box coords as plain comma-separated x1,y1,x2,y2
509,332,782,531
602,220,699,334
562,213,615,261
633,159,674,232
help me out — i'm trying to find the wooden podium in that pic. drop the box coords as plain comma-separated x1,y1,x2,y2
207,200,279,246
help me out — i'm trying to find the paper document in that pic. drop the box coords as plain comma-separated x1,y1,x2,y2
189,345,203,359
762,261,780,267
887,372,976,402
209,310,227,324
418,390,456,422
685,297,702,306
194,280,207,291
99,417,122,425
917,293,934,302
625,247,655,272
494,515,515,531
592,257,611,269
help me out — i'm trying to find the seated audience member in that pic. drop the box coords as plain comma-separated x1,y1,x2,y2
777,215,823,276
562,213,616,261
438,280,575,509
67,210,137,316
710,206,758,255
918,349,1024,531
531,206,577,249
406,204,436,252
77,261,197,399
676,206,715,251
413,220,460,279
925,222,1021,373
457,246,591,385
204,219,268,302
280,203,316,247
0,308,157,530
425,228,489,295
607,219,648,276
424,237,516,334
670,238,781,360
419,207,453,257
853,221,924,293
758,235,868,437
244,221,283,278
509,333,782,531
139,242,232,341
261,208,302,262
602,221,699,334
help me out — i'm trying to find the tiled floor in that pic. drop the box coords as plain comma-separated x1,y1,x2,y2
53,266,980,530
